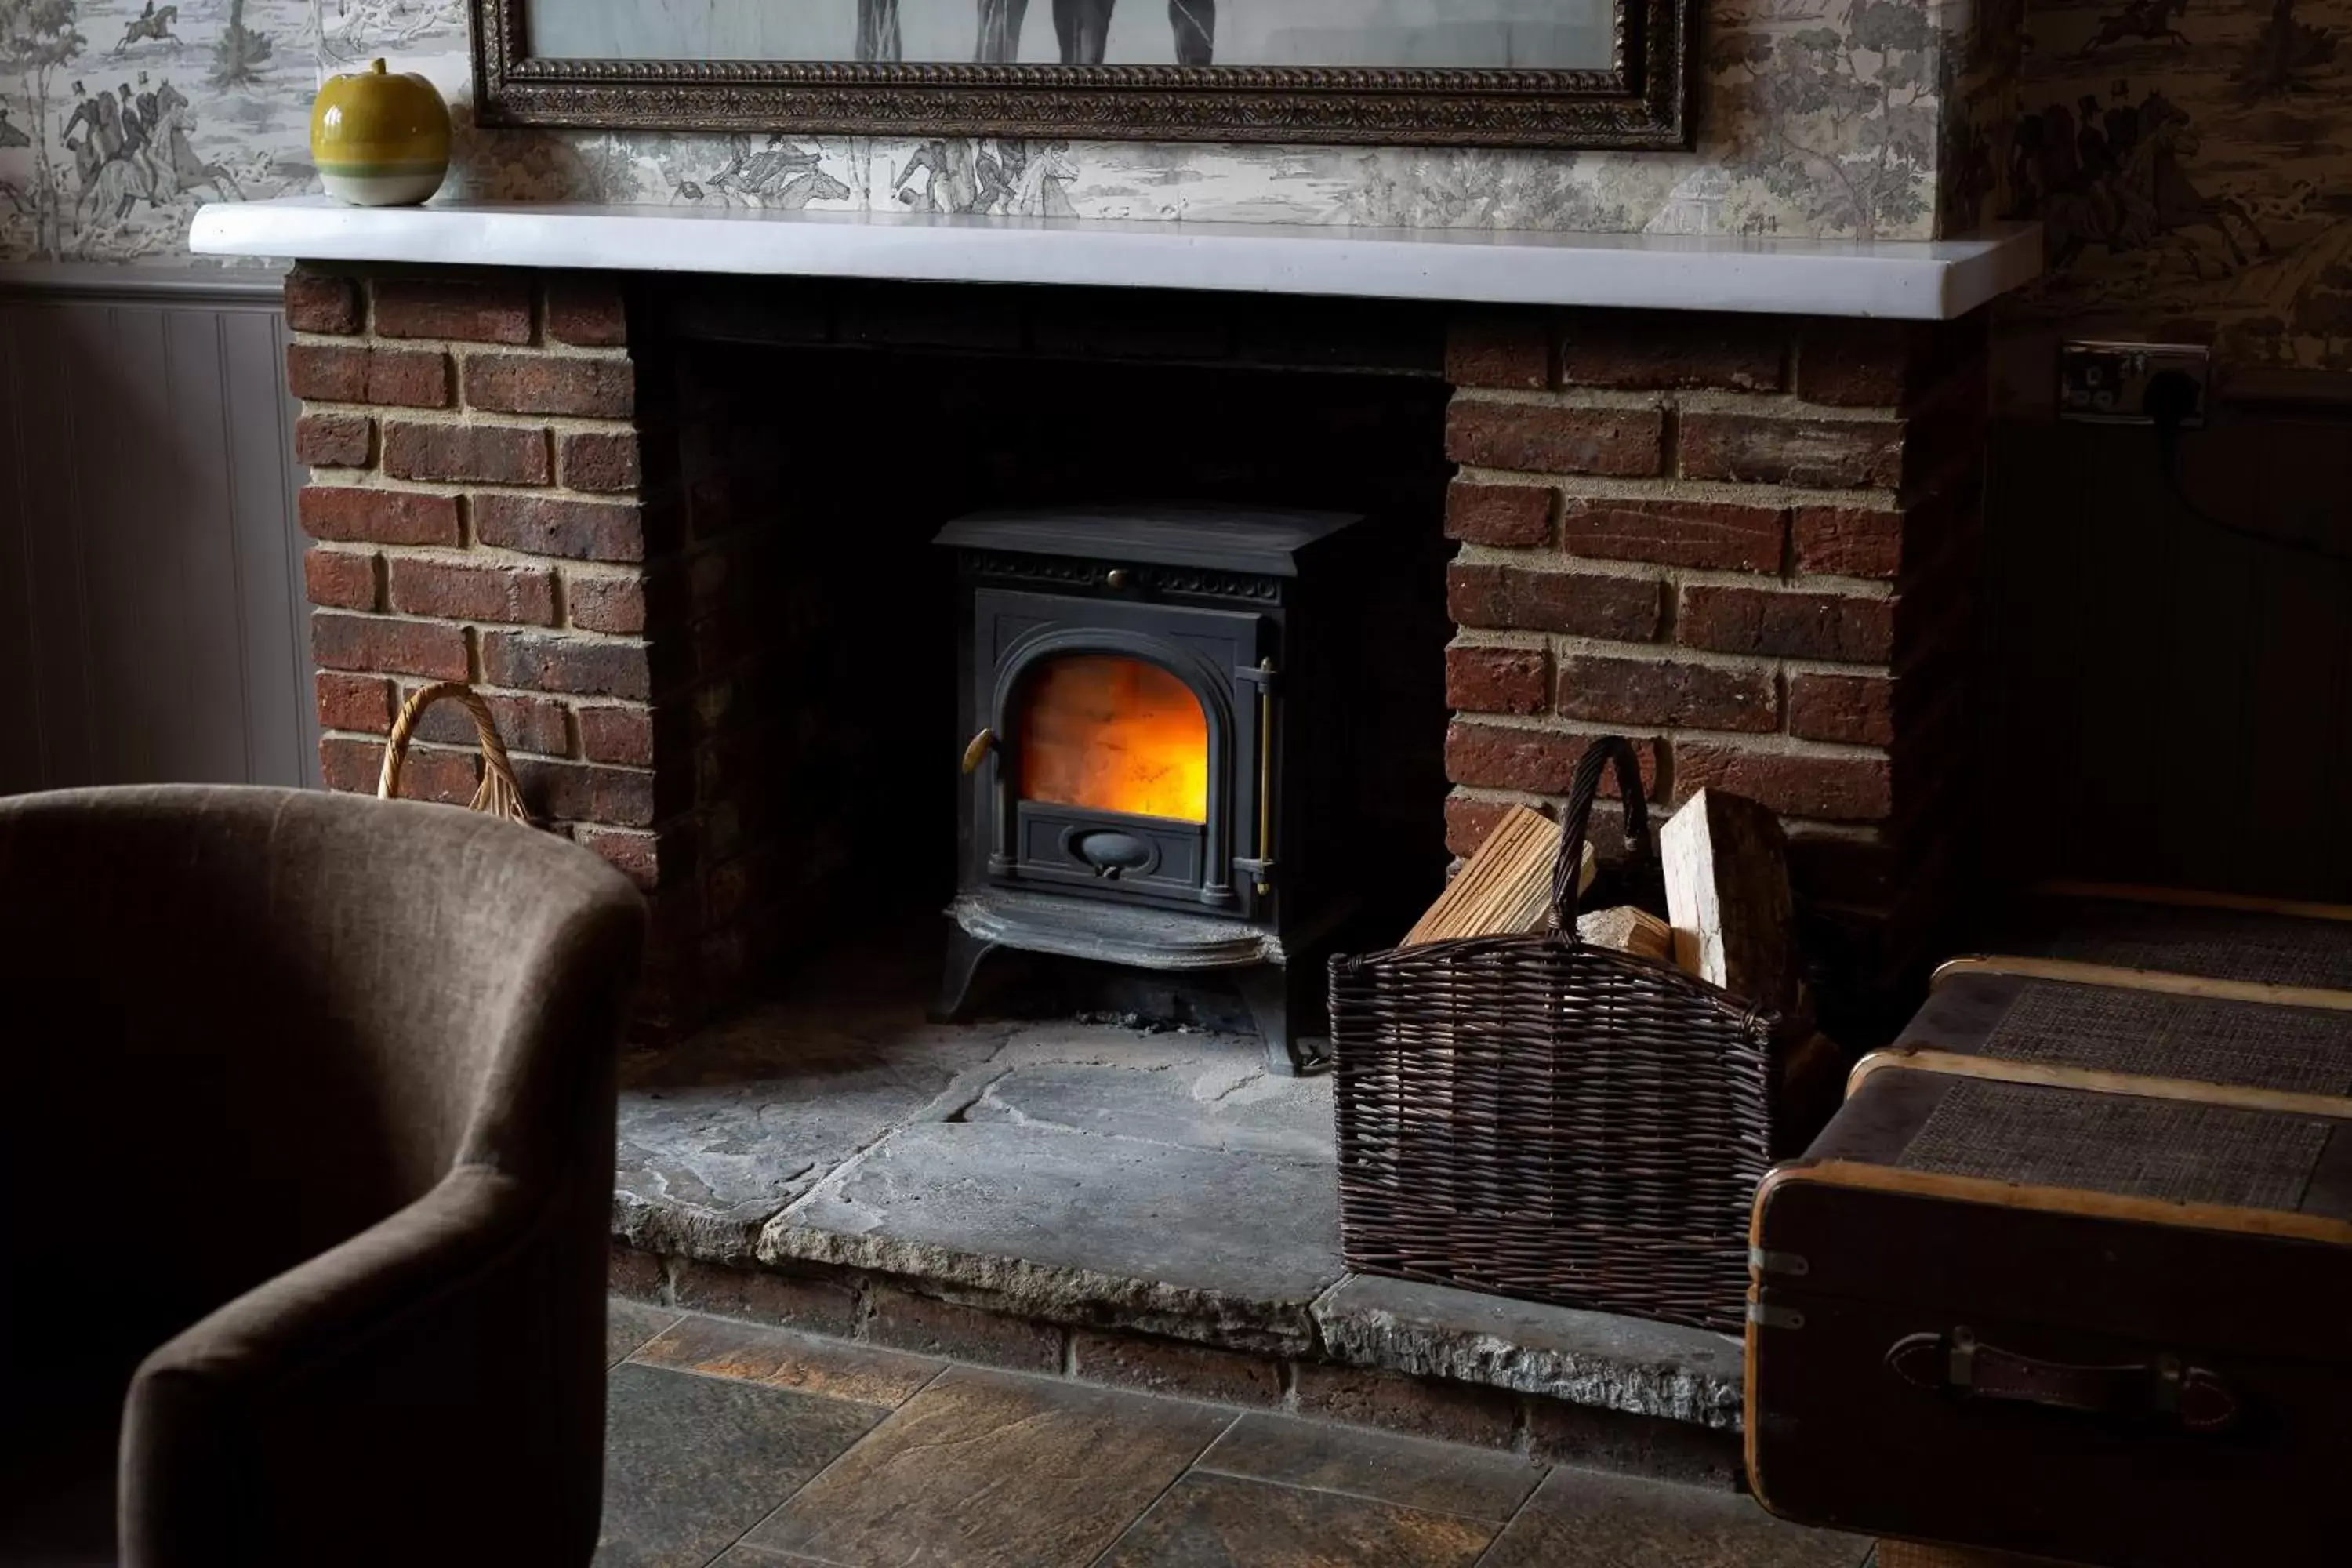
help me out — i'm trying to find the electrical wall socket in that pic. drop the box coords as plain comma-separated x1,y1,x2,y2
2059,340,2211,426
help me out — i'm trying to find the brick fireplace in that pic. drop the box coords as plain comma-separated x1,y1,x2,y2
283,262,1986,1040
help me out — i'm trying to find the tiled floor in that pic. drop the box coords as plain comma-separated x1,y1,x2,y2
599,1299,1867,1568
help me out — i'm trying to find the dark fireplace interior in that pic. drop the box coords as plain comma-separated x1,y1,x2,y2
643,283,1459,1033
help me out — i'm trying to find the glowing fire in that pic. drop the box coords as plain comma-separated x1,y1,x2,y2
1018,655,1210,823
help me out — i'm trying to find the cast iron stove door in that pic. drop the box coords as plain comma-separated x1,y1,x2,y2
970,589,1269,921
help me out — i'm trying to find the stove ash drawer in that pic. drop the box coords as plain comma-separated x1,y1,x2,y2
1009,803,1211,902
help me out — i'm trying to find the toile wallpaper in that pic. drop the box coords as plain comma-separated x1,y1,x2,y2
1998,0,2352,368
1,0,1971,266
5,0,2347,366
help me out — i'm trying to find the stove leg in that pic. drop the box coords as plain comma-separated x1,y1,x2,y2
931,928,1000,1023
1237,961,1330,1077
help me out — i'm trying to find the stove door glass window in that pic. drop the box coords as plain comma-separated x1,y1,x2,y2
1016,654,1209,823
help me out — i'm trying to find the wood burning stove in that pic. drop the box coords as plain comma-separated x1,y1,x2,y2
933,506,1367,1074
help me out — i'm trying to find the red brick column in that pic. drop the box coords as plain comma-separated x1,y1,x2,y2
1440,308,1986,999
285,265,752,1033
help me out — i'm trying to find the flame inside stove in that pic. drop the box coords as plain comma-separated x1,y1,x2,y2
1017,655,1210,823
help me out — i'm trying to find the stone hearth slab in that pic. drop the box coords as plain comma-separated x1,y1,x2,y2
964,1060,1336,1162
1312,1276,1744,1430
767,1119,1343,1352
613,974,1750,1432
613,1000,1018,1260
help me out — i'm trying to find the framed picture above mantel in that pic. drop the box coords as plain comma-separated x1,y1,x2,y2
470,0,1693,148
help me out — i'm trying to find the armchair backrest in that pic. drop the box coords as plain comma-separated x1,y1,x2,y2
0,785,644,1327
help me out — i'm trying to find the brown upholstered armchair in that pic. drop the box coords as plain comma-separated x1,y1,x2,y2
0,786,644,1566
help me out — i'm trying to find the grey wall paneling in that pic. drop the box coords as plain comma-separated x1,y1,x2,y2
0,264,316,795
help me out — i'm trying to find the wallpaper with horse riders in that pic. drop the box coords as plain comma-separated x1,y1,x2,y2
4,0,2347,366
2,0,1987,258
1998,0,2352,368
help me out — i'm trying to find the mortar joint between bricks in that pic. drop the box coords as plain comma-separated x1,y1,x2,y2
1457,543,1897,601
1454,385,1909,421
1450,627,1548,652
1452,384,1670,413
1448,469,1557,490
1562,630,1778,667
1458,711,1893,761
303,471,468,500
1508,468,1903,513
848,1279,877,1341
450,338,634,367
365,408,641,442
366,541,539,568
656,1253,681,1308
1450,784,1562,811
1781,653,1908,680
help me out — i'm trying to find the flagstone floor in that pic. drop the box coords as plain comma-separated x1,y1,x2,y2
597,1298,1870,1568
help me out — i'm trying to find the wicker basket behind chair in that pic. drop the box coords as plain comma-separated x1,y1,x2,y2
1327,736,1781,1334
379,681,533,826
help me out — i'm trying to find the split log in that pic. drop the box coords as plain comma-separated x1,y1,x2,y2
1659,787,1799,1014
1575,904,1675,963
1404,804,1594,946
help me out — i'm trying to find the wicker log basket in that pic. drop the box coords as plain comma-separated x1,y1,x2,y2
1327,735,1783,1334
379,681,532,826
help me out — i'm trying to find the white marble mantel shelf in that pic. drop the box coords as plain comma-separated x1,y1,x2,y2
191,198,2042,321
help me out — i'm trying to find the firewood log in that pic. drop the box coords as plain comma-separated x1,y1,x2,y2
1660,787,1799,1014
1404,805,1594,946
1574,904,1675,963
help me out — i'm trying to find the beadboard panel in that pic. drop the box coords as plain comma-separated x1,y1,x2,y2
0,269,317,795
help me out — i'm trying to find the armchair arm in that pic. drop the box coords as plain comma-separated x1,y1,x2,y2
121,1163,608,1568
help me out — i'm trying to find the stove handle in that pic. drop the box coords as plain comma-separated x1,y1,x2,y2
960,728,996,775
1249,659,1276,895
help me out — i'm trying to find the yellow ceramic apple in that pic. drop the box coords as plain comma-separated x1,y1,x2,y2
310,59,451,208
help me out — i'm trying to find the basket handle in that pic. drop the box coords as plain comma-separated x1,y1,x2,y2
1551,735,1651,928
379,681,532,826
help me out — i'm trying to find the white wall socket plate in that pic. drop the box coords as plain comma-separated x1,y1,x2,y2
2059,340,2211,426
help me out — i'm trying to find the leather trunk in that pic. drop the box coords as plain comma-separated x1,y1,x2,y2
1748,1065,2352,1566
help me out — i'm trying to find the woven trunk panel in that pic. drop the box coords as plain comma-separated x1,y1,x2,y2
2024,898,2352,992
1981,981,2352,1098
1898,1078,2334,1212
